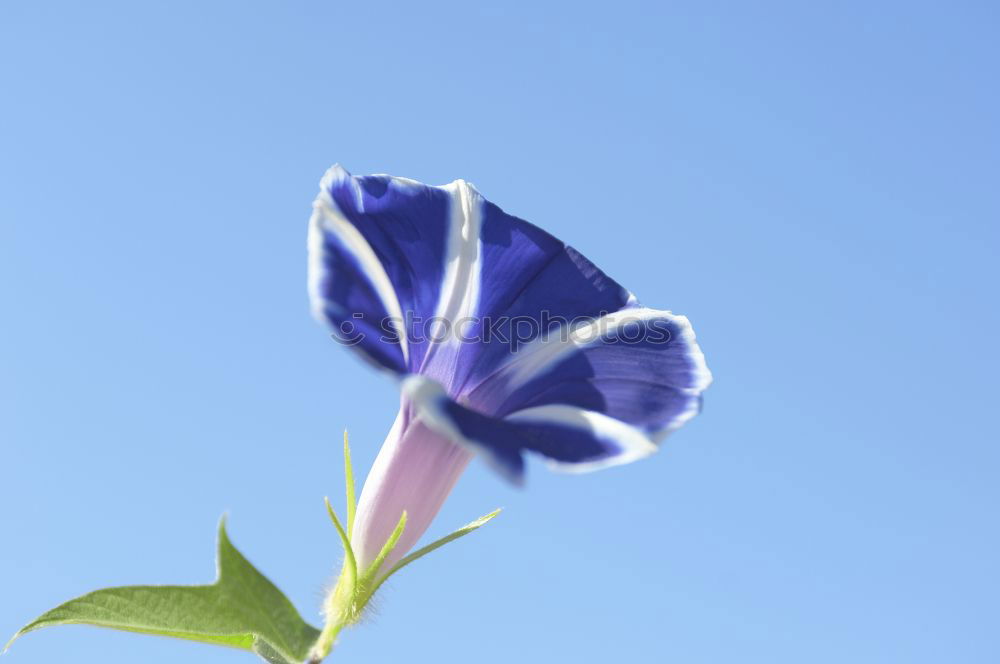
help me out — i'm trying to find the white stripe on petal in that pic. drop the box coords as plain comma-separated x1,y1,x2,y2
308,165,409,364
497,307,712,395
505,404,658,473
419,180,483,370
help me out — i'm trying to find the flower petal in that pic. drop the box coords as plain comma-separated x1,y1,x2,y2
465,307,712,436
451,205,633,394
403,375,660,483
308,166,636,386
309,165,475,373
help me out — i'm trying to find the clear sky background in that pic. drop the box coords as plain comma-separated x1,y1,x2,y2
2,2,998,663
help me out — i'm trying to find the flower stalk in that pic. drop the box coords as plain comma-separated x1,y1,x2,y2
307,432,500,663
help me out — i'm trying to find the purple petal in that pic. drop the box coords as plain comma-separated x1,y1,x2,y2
403,376,658,483
309,165,465,373
452,198,633,394
466,308,712,436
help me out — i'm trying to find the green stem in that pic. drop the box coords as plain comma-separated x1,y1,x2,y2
307,563,353,663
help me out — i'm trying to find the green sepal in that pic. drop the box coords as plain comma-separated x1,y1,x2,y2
324,497,358,597
5,519,319,664
360,510,408,587
343,430,357,536
366,508,501,601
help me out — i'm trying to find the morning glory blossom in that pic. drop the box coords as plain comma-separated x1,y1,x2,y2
308,165,712,575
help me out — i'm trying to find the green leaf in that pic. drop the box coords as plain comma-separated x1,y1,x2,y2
5,519,320,664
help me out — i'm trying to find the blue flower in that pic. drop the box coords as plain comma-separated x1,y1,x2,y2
309,165,711,573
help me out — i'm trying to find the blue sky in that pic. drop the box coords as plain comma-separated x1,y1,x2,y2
2,1,998,662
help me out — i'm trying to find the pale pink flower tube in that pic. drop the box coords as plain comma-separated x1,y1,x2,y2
350,398,473,573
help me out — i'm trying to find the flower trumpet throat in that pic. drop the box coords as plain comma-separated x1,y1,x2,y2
308,432,499,663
